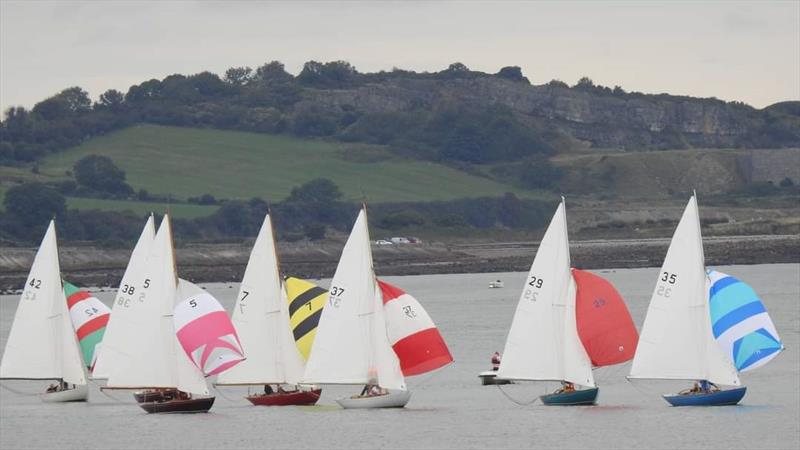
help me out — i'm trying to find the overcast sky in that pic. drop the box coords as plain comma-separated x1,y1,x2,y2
1,1,798,112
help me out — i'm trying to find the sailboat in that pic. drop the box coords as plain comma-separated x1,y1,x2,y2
102,215,244,413
302,206,453,409
497,199,638,406
215,214,322,406
64,280,111,371
628,194,769,406
0,220,88,402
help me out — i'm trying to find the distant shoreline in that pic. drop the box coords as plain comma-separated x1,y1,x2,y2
1,234,797,293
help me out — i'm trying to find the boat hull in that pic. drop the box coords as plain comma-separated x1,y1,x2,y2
138,396,215,414
540,387,599,406
478,371,512,386
247,389,322,406
134,389,178,403
41,384,88,403
336,390,411,409
663,387,747,406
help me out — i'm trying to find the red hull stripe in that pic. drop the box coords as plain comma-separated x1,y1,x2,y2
378,280,406,305
76,315,110,340
573,269,639,367
392,328,453,376
67,291,92,309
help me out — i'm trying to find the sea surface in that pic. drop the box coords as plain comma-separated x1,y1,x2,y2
1,264,798,450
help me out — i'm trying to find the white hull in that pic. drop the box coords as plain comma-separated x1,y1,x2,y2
336,390,411,409
41,384,88,402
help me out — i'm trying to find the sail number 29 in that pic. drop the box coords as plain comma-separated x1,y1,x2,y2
523,276,544,302
656,271,678,298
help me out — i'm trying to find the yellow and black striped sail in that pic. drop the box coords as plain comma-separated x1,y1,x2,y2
285,277,327,360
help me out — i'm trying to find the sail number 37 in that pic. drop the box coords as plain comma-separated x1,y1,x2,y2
329,286,345,308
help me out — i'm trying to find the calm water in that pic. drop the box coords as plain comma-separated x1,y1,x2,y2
1,264,798,450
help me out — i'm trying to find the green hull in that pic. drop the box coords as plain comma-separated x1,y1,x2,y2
540,387,599,406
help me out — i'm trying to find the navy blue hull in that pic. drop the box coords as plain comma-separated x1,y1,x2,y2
664,387,747,406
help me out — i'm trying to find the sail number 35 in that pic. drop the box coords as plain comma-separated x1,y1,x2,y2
656,271,678,298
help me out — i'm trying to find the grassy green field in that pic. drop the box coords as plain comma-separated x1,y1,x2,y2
36,124,535,203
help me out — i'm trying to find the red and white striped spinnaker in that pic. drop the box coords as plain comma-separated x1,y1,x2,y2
174,291,245,377
378,280,453,376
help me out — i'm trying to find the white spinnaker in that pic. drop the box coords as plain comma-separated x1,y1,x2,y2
217,214,305,385
0,221,86,385
303,208,404,388
92,215,155,379
497,201,594,387
629,196,740,386
107,216,208,395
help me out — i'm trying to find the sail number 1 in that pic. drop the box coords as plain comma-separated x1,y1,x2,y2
656,271,678,298
523,276,544,301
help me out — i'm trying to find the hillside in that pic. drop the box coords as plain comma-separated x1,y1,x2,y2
32,124,535,203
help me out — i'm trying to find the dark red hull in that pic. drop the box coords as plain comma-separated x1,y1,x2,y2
138,396,215,414
246,389,321,406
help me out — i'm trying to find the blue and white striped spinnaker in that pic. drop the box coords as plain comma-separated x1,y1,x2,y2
707,270,783,372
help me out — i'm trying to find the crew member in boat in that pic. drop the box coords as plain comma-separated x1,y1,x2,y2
264,384,274,395
556,381,576,394
491,352,501,371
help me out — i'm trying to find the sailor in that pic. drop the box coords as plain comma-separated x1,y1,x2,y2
491,352,501,371
558,381,575,393
264,384,274,395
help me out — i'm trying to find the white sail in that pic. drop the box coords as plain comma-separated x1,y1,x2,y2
174,279,212,395
92,215,155,379
106,216,208,395
497,201,594,387
0,221,86,385
303,208,405,389
216,214,305,385
629,195,740,386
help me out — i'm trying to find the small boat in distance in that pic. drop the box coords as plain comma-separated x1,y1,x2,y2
302,206,453,409
0,221,88,402
497,199,638,406
215,214,321,406
628,194,749,406
489,280,504,288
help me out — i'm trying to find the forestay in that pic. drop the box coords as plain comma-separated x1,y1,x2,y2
629,196,740,386
0,221,86,385
707,270,783,372
216,214,305,385
92,215,155,379
497,201,594,387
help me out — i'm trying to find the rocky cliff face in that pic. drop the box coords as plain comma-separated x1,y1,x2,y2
304,77,795,150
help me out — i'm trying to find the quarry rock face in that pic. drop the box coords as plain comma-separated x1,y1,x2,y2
305,77,792,150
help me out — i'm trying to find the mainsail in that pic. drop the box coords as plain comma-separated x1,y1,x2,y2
302,208,405,390
378,280,453,376
629,196,740,385
0,221,86,385
64,282,111,370
92,215,155,379
216,214,305,386
497,201,594,387
285,277,326,361
707,270,783,372
573,269,638,367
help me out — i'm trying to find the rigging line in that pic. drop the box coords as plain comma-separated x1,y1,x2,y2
496,384,539,406
213,385,246,403
0,382,42,397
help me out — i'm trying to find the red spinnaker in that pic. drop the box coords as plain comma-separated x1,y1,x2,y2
573,269,639,367
378,280,453,376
